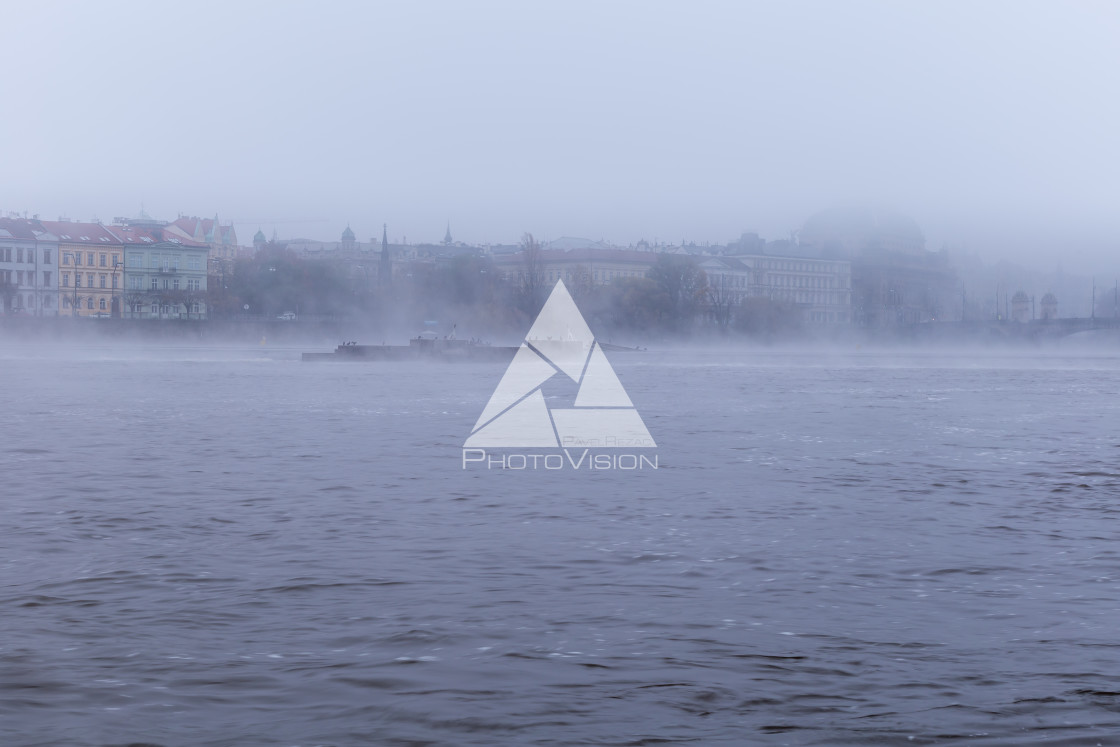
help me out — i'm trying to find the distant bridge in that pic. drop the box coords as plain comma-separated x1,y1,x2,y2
910,317,1120,342
1025,317,1120,339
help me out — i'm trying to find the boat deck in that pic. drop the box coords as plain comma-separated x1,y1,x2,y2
303,339,518,362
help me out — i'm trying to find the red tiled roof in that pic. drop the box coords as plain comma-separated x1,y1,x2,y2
169,216,206,239
170,216,235,245
38,221,122,245
0,217,39,240
105,224,208,248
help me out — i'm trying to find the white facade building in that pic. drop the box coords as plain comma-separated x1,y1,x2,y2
698,257,752,304
724,253,852,324
0,217,59,316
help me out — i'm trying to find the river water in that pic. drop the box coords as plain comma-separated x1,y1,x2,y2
3,344,1120,746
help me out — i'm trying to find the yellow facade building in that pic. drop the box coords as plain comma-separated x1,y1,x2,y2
41,221,124,317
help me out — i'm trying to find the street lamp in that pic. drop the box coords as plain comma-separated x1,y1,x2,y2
112,257,122,318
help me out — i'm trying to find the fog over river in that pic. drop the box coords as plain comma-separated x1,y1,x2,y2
3,345,1120,745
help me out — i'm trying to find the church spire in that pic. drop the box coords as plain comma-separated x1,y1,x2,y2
379,223,392,290
443,221,453,245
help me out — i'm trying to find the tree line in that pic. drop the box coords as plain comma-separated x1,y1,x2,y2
207,238,803,340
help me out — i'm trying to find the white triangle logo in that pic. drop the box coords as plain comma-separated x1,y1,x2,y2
465,280,656,449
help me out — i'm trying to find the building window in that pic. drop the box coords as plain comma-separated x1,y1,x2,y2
87,274,94,287
17,249,24,263
27,249,35,263
87,253,94,265
100,275,107,289
112,276,117,289
44,272,51,286
63,296,70,308
74,253,81,266
100,254,107,267
74,274,81,288
128,253,141,268
99,298,106,310
63,253,71,265
173,278,179,290
151,278,158,290
44,250,51,264
87,298,94,309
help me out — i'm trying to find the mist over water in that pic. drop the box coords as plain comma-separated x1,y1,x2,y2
3,344,1120,745
5,0,1120,742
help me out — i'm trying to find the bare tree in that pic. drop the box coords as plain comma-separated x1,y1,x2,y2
705,272,738,331
122,291,146,319
152,289,177,320
63,281,86,317
566,263,594,302
0,275,18,315
647,254,708,333
519,232,547,315
170,288,202,319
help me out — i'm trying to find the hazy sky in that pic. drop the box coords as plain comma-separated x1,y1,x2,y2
2,1,1118,271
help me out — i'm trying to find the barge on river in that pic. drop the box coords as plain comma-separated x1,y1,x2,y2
303,337,517,362
302,337,643,362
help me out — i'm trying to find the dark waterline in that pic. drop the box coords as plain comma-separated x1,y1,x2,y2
3,346,1120,745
